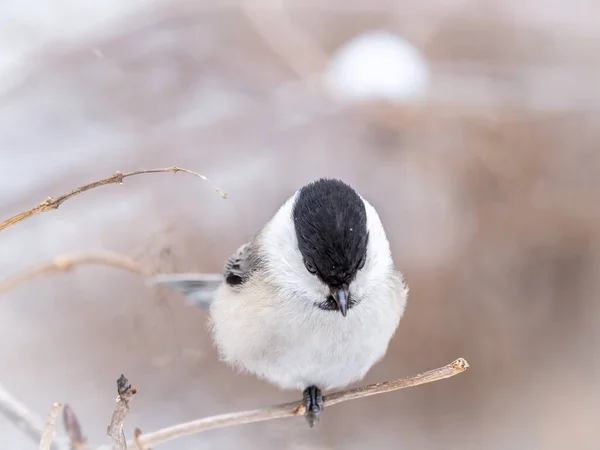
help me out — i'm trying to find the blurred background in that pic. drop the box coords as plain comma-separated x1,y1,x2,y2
1,1,599,449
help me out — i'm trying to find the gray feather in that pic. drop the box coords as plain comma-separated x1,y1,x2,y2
222,241,261,289
147,273,223,310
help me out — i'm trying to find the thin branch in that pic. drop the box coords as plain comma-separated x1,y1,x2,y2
241,0,329,92
0,382,69,450
123,358,469,449
133,428,147,450
0,251,149,296
0,381,51,445
63,404,88,450
40,402,63,450
106,375,137,450
0,167,227,233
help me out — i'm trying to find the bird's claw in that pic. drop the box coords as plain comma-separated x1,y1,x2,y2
303,385,324,427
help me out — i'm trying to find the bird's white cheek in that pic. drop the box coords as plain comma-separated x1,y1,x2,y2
351,267,383,301
266,267,328,303
351,270,369,293
302,275,329,300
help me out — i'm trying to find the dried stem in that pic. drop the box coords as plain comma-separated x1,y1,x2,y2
106,375,137,450
0,251,149,295
40,402,63,450
63,404,88,450
133,428,146,450
241,0,329,91
5,359,467,450
0,382,69,450
0,167,226,233
123,358,469,449
0,381,52,445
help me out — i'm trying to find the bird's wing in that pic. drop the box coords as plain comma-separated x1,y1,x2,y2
146,272,223,310
146,241,260,310
222,241,260,288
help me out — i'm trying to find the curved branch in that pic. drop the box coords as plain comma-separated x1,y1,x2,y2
0,251,149,295
3,347,466,450
241,0,329,83
125,358,469,449
0,382,70,450
0,167,226,233
0,381,55,446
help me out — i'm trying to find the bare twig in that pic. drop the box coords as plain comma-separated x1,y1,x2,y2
0,167,226,233
0,382,69,450
40,402,63,450
0,381,51,445
0,251,149,295
107,375,137,450
63,404,88,450
241,0,329,91
133,428,148,450
121,358,469,449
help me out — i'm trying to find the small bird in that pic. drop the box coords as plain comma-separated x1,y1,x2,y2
149,178,408,426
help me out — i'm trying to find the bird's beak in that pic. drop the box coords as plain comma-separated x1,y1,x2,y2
332,287,349,317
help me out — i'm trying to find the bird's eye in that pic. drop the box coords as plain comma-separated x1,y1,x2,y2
304,260,317,275
357,254,367,270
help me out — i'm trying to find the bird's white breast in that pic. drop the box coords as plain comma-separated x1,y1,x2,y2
208,271,406,391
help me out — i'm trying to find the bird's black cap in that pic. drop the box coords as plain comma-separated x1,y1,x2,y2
292,178,369,291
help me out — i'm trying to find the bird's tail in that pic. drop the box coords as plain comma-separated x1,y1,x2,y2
146,273,223,310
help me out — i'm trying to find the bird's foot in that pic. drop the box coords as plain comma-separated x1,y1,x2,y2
302,385,324,427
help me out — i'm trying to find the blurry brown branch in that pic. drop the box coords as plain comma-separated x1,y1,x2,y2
40,402,63,450
0,167,227,233
0,382,71,450
241,0,329,91
133,429,146,450
0,251,149,295
119,358,469,449
0,382,62,450
63,404,88,450
106,375,137,450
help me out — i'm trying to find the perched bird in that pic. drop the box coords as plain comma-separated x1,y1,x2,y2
149,178,408,426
